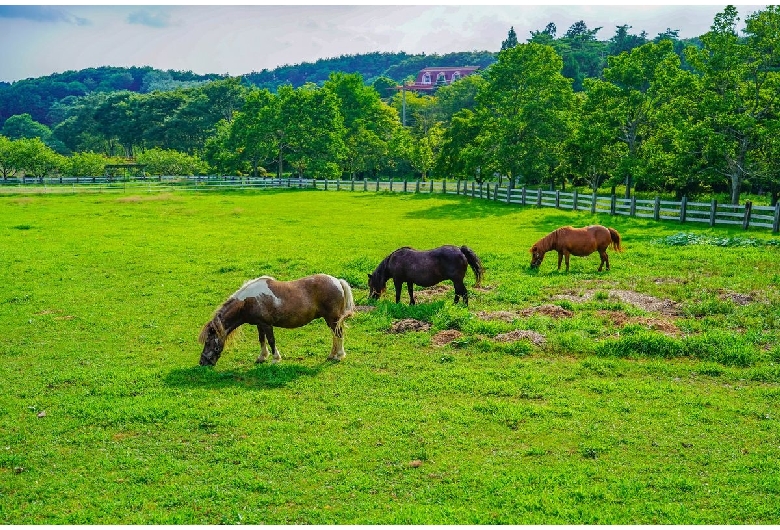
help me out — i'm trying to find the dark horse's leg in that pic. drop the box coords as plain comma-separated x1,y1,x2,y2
393,278,403,304
406,282,416,305
255,325,269,363
453,278,469,306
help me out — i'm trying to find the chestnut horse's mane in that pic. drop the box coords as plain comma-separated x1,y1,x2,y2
533,226,569,253
198,297,245,344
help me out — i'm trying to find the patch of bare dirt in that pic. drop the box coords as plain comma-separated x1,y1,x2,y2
431,329,463,346
473,285,495,293
519,304,574,318
414,285,452,302
554,289,680,316
718,290,754,306
476,310,519,322
388,319,431,333
597,310,681,336
354,305,375,312
493,330,547,346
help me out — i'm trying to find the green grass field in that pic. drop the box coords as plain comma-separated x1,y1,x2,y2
1,188,779,524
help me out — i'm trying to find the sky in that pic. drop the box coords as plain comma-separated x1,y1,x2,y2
0,3,770,84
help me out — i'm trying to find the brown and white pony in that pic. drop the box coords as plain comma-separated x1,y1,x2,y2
529,225,622,272
368,245,484,305
199,274,354,366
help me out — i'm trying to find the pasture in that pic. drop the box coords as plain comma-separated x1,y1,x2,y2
1,188,779,524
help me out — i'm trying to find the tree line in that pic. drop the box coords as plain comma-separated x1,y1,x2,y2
1,6,778,205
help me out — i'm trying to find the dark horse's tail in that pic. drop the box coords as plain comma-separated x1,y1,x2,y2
608,228,623,252
460,246,484,288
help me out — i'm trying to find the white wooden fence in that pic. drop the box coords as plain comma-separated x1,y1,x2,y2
3,175,779,233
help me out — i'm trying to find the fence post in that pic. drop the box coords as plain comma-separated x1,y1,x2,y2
442,180,446,194
742,200,753,230
325,179,329,191
591,191,597,214
456,180,461,195
403,179,407,193
521,186,527,206
573,189,578,211
363,179,367,192
555,190,560,209
430,180,434,193
773,202,780,234
679,196,687,223
630,196,636,217
351,178,355,191
536,188,542,208
709,199,717,227
610,194,617,215
389,178,393,192
376,179,380,192
471,181,475,197
336,179,340,191
486,183,491,200
653,196,661,221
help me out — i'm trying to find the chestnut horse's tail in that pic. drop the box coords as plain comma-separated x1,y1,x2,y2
460,245,485,288
608,228,623,252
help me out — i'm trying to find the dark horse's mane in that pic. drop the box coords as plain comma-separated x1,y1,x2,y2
198,297,244,344
372,246,413,283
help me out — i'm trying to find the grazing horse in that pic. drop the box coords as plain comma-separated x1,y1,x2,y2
198,274,355,366
529,225,622,272
368,245,484,306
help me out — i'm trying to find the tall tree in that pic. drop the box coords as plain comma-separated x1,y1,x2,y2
475,43,574,186
501,26,519,50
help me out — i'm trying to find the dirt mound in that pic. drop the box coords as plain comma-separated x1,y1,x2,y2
414,285,451,302
493,330,546,346
354,305,375,312
554,289,680,316
519,304,573,318
597,310,681,336
476,310,519,322
718,290,753,306
388,319,431,333
432,329,464,346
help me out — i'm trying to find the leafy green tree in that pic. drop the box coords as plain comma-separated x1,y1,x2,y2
608,25,648,56
15,137,63,178
502,26,519,51
475,43,575,187
277,84,345,179
60,151,117,177
433,74,486,123
93,91,143,157
323,72,402,179
228,88,280,177
371,76,398,100
0,135,25,180
135,147,208,176
409,123,444,180
2,113,52,141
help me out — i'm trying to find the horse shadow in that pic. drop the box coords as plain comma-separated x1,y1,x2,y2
164,360,332,390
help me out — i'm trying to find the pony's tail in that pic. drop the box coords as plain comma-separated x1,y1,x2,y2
608,228,623,252
460,245,485,288
338,279,355,318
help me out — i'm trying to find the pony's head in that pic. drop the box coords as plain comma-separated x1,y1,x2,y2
367,272,386,300
529,245,544,269
198,317,227,366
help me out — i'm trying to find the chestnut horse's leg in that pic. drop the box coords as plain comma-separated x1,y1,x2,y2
598,250,609,271
564,252,571,272
407,282,416,305
557,251,564,271
255,325,270,363
393,278,403,304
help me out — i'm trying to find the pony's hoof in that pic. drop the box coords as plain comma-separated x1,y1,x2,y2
255,357,267,364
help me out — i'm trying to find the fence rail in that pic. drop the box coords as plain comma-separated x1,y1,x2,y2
3,175,779,233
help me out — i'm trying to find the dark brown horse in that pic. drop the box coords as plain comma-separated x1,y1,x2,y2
199,274,354,366
529,225,622,272
368,245,484,305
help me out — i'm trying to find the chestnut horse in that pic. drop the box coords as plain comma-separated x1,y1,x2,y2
529,225,622,272
368,245,484,305
199,274,354,366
